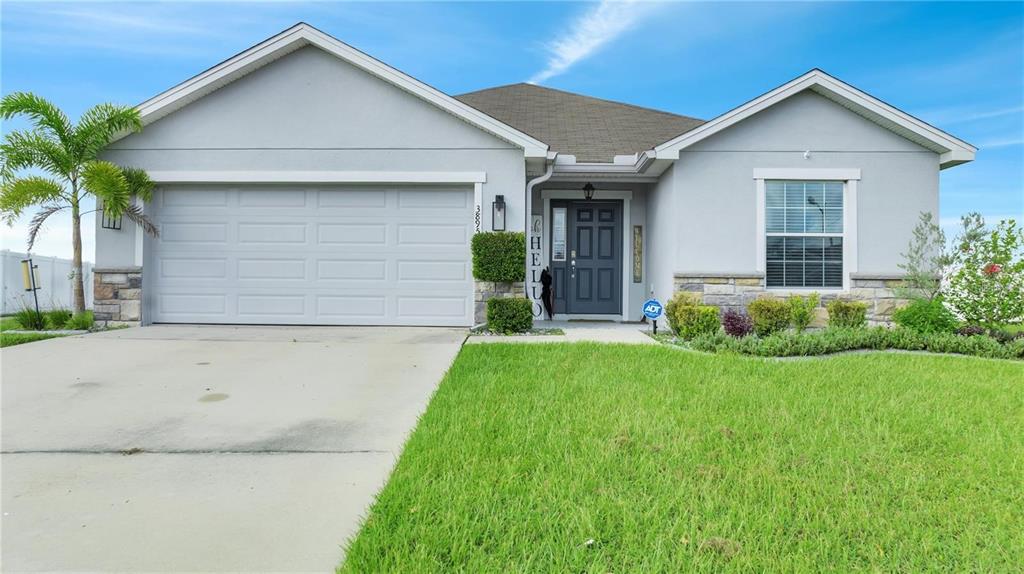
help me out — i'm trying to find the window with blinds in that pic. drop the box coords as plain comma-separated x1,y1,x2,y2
766,181,844,288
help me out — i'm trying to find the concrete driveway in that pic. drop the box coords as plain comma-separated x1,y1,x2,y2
1,325,465,572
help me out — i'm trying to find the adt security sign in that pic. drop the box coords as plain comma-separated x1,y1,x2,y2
642,299,664,334
642,299,663,320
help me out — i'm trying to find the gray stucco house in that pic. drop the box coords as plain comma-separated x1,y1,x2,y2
94,23,976,327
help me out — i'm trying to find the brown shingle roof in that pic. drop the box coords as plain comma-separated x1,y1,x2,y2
455,83,704,163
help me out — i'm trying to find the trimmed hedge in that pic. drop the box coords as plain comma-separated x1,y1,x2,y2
471,232,526,282
827,299,867,328
673,305,720,340
687,327,1024,361
748,297,790,337
486,297,533,333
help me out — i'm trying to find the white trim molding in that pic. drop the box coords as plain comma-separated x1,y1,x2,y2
540,189,634,322
752,168,860,181
147,170,488,184
753,168,859,292
118,23,549,158
655,69,976,169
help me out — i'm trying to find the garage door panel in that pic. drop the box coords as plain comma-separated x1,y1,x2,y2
317,223,388,245
398,189,468,208
397,224,468,246
317,259,387,281
317,189,388,208
237,258,307,280
160,258,228,279
161,223,229,243
396,260,467,282
238,223,308,244
149,185,474,326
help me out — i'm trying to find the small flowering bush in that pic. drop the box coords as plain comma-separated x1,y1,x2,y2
946,217,1024,329
721,308,753,338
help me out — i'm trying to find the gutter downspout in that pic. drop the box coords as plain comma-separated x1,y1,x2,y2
524,154,557,318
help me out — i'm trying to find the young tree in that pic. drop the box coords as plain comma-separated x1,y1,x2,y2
0,93,157,313
946,215,1024,329
897,212,953,301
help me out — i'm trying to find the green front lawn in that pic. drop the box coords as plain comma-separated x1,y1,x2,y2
341,344,1023,572
0,332,62,347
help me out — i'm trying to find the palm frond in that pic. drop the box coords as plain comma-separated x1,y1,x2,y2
0,92,73,145
121,166,155,202
73,103,142,162
121,202,159,237
0,129,71,179
0,176,67,224
81,160,130,215
27,204,65,251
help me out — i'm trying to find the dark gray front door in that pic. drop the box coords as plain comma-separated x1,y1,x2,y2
551,200,622,315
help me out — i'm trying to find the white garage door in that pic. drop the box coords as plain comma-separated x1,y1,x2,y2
147,184,474,326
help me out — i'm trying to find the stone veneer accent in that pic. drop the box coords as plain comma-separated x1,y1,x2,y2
674,272,908,327
474,280,525,325
93,267,142,326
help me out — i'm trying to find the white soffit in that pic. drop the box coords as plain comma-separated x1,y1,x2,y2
654,69,977,169
120,23,549,158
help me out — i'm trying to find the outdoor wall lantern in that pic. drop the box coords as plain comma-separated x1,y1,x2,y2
101,206,122,230
583,182,595,201
492,194,506,231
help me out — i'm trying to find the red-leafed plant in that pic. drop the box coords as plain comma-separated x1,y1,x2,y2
721,308,753,338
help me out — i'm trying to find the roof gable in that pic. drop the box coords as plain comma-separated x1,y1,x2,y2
121,23,548,158
654,69,976,169
456,83,704,163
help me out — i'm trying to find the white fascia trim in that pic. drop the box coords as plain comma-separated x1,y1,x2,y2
123,24,549,158
654,69,976,168
753,168,861,181
147,170,488,183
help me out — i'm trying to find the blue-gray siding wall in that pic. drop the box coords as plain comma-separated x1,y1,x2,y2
99,45,526,267
672,90,939,277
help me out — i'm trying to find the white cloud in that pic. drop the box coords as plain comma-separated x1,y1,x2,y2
528,0,659,84
919,104,1024,126
979,138,1024,149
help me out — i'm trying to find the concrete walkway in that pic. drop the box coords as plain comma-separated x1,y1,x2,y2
1,325,465,573
468,320,656,345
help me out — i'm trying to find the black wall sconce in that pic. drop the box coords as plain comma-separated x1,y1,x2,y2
583,182,595,201
492,194,506,231
101,207,122,230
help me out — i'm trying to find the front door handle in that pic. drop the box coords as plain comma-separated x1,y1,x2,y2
571,260,576,279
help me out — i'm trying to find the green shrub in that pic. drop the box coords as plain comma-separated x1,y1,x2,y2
486,297,533,333
674,305,720,340
827,299,867,328
747,296,790,337
892,298,958,334
687,326,1020,361
44,308,72,330
471,232,526,282
13,307,45,330
788,293,820,332
664,291,701,335
65,311,95,331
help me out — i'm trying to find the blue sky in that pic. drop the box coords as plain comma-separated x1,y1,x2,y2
2,1,1021,260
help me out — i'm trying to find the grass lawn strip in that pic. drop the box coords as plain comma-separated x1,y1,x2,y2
341,343,1023,573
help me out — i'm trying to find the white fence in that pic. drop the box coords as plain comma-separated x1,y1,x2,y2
1,250,94,314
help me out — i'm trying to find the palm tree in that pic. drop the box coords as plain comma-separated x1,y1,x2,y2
0,92,157,314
